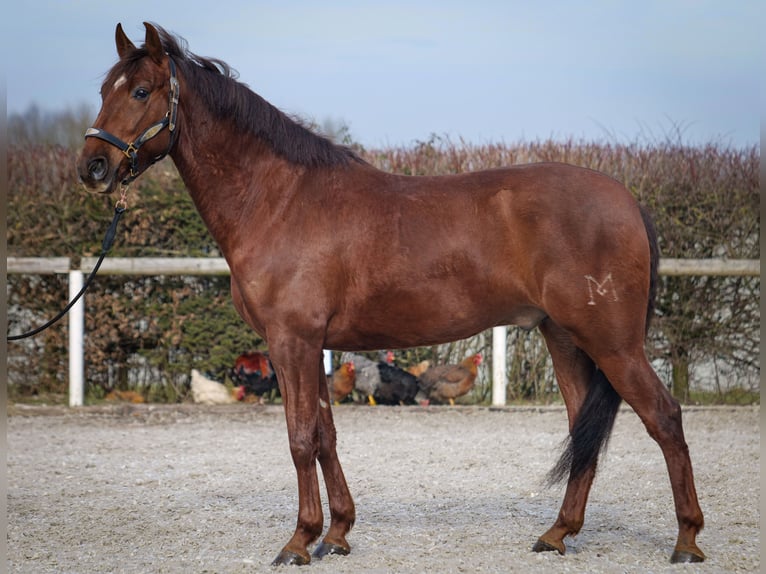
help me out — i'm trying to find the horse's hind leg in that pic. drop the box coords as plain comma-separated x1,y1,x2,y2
533,319,605,555
313,361,356,559
597,352,705,563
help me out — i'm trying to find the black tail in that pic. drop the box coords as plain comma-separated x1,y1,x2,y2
640,205,660,335
547,205,658,486
546,368,622,486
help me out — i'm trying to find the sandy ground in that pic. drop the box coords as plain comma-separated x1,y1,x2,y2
7,403,760,573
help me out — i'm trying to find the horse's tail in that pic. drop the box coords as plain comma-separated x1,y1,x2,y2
640,205,660,336
547,204,658,486
546,368,621,486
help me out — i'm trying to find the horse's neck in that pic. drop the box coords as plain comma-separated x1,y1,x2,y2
169,116,301,259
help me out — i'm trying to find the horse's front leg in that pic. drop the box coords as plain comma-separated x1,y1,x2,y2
269,341,326,566
313,362,356,559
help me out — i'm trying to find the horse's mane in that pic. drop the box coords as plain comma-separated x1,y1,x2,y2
108,25,363,168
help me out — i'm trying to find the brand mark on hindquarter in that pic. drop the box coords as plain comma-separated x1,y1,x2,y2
584,273,619,306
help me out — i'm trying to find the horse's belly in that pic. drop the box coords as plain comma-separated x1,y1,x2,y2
324,291,544,351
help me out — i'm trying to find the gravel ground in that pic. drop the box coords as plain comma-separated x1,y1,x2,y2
7,403,760,573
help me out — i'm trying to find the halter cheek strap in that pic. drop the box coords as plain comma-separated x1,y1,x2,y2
85,57,179,185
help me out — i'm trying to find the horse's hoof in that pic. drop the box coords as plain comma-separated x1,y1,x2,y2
532,538,565,555
670,549,705,563
270,549,310,567
312,541,350,559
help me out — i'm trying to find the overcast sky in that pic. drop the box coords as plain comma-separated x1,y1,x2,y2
3,1,760,148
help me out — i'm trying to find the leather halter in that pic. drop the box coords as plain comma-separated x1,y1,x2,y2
85,57,179,185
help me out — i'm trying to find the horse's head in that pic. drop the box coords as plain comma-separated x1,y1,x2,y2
77,22,179,194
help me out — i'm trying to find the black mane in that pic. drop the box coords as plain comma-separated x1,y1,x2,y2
109,24,363,168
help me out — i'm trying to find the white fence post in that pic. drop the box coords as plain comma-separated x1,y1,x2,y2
323,349,333,375
68,270,85,407
491,326,507,406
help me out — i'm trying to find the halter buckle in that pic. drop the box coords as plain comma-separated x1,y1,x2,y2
123,143,138,158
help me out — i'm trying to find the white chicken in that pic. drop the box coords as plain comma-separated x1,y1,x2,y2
190,369,236,405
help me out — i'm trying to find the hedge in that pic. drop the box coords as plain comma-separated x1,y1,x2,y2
7,137,759,403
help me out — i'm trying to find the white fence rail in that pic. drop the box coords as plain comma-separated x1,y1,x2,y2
7,257,761,407
9,256,759,277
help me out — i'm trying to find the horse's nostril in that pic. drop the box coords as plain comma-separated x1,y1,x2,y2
87,157,108,181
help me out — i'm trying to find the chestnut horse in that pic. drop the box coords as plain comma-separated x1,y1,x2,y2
77,23,705,566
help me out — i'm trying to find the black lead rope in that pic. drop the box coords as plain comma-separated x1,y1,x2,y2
7,205,126,342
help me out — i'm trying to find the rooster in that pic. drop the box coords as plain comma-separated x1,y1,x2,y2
190,369,237,405
231,351,279,402
340,351,419,405
417,353,483,405
329,362,356,403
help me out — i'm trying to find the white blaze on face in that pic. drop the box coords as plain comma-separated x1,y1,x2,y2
113,74,128,90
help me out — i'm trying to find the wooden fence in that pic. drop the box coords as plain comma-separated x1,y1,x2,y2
7,257,761,406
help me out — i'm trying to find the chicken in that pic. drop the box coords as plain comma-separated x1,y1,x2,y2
330,362,356,403
374,361,420,405
340,352,419,405
190,369,236,404
104,389,145,403
340,352,381,405
417,353,483,405
231,351,279,402
406,360,431,377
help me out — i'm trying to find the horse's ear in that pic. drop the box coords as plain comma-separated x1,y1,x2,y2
143,22,165,65
115,23,136,59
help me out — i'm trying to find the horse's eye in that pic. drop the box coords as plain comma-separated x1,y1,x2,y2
133,87,150,101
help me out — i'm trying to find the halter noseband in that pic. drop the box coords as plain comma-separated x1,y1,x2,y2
85,57,179,185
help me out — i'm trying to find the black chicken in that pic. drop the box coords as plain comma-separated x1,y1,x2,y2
340,351,419,405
